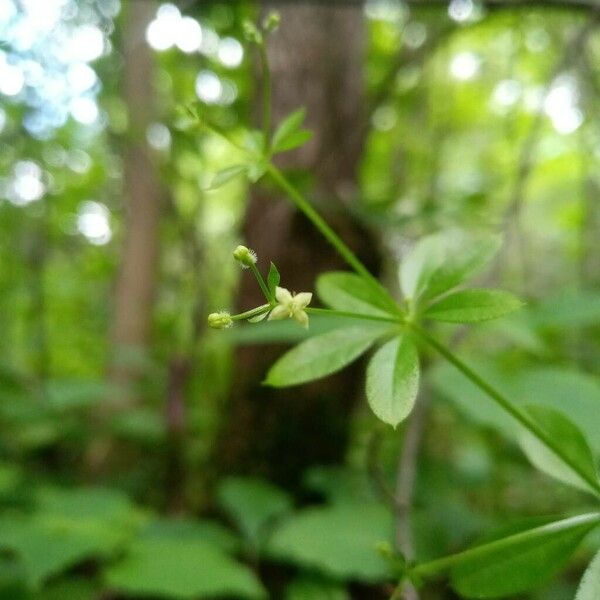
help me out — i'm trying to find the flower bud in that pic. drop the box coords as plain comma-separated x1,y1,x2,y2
207,311,233,329
242,21,262,44
263,11,280,33
233,245,257,268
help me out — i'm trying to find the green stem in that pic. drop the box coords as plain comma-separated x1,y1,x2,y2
409,323,600,497
411,512,600,579
250,263,273,302
259,43,272,153
266,164,402,317
231,304,271,321
306,307,401,326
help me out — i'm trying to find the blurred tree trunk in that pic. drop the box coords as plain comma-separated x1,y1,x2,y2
89,0,162,472
216,5,380,491
110,0,163,396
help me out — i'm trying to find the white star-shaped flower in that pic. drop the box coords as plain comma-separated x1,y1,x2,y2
268,286,312,328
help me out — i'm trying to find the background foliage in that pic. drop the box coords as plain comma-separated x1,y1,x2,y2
1,0,600,598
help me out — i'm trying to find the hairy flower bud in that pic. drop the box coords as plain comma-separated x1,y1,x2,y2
207,311,233,329
233,245,257,268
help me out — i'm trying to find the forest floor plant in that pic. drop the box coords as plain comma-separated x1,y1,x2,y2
202,14,600,600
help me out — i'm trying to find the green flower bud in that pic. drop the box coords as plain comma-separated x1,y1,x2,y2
208,311,233,329
242,21,263,44
263,11,280,33
233,245,257,268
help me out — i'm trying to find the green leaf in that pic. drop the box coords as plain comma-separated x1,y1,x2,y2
268,504,393,582
424,289,523,323
448,513,600,598
272,108,308,153
140,519,240,553
265,326,387,387
274,129,313,152
366,336,419,427
317,272,397,317
217,477,292,548
576,550,600,600
519,405,599,496
0,487,140,588
243,129,266,155
207,165,247,190
400,230,501,303
285,576,348,600
247,160,267,182
431,363,600,455
106,538,265,599
267,262,280,297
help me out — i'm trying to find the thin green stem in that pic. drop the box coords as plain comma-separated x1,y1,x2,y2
306,307,401,326
266,164,402,317
409,323,600,497
231,304,271,321
411,512,600,579
250,263,273,302
259,43,272,153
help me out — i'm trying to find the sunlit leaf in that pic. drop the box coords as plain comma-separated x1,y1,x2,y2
366,336,419,427
448,513,600,598
424,289,523,323
265,326,388,387
317,272,397,317
519,405,599,496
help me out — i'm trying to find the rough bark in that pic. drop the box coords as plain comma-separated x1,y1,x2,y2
216,5,380,491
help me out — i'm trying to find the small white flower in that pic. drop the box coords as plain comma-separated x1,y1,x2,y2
268,286,312,328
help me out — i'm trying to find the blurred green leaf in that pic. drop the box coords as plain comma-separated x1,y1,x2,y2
431,364,600,455
576,550,600,600
140,519,239,553
449,513,600,598
0,486,140,587
217,477,292,548
366,336,419,427
207,165,248,190
519,406,599,496
272,108,311,153
424,289,523,323
400,230,501,303
268,504,393,582
529,290,600,329
106,538,265,599
285,576,348,600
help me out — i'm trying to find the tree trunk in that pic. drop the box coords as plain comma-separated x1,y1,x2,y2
216,5,379,492
110,0,163,396
88,1,162,474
